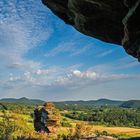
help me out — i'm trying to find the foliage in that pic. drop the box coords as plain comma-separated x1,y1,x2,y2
121,100,140,109
0,111,34,139
57,123,93,140
64,106,140,127
60,118,72,127
0,102,34,115
0,111,15,139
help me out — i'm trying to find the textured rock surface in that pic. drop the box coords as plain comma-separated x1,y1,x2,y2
42,0,140,61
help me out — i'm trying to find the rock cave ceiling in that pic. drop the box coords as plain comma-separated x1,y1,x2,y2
42,0,140,62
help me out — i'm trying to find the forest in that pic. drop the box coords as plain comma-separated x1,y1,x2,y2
0,100,140,140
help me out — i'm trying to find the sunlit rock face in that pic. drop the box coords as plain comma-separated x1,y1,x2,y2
42,0,140,61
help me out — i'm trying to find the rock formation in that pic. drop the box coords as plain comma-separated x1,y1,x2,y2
42,0,140,61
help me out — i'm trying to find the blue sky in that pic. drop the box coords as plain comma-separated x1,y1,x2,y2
0,0,140,101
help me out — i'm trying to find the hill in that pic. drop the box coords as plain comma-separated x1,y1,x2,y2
54,98,123,107
0,98,123,106
1,98,140,109
120,100,140,109
0,97,45,105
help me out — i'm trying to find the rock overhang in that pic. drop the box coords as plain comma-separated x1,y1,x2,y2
42,0,140,62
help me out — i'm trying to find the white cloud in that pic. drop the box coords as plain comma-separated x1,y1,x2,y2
72,70,97,79
0,61,140,99
45,41,92,57
86,71,97,79
1,66,139,91
73,70,82,77
0,0,54,98
115,57,140,69
45,42,76,57
71,45,92,56
0,0,52,75
96,49,114,58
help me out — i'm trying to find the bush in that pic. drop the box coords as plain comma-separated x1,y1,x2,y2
61,118,72,127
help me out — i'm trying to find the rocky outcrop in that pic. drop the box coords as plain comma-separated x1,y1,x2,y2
42,0,140,61
122,0,140,61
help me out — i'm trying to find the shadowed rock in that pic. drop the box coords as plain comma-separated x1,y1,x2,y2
42,0,140,61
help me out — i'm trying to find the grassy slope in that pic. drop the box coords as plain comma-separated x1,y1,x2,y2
0,111,140,139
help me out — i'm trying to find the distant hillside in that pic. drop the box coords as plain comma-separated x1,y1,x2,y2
120,100,140,109
54,98,123,107
1,97,140,109
0,97,45,105
92,98,123,106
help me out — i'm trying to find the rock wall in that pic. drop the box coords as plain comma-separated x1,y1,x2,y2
42,0,140,61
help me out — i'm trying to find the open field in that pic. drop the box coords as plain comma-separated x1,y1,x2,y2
60,125,140,138
60,117,140,139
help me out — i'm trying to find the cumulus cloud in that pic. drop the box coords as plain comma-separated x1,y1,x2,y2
72,70,97,79
1,66,139,92
0,59,140,99
72,70,82,77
